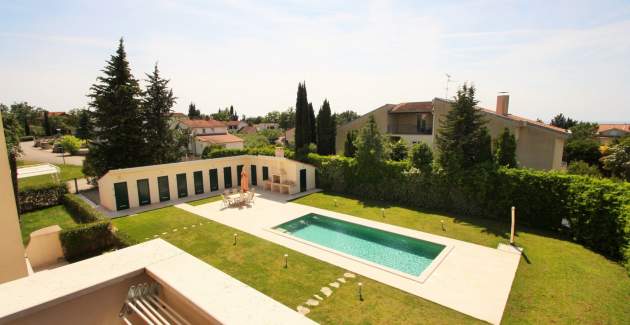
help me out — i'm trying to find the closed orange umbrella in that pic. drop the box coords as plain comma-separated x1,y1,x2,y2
241,169,249,192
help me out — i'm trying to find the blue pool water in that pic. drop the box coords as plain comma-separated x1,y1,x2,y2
274,213,445,276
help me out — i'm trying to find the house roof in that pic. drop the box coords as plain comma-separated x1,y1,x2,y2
389,102,433,113
226,120,245,126
48,112,66,117
180,119,226,128
196,133,244,144
239,126,258,134
598,124,630,133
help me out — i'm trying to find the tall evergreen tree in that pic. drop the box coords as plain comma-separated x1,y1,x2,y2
76,109,93,140
84,38,147,178
355,115,387,174
295,82,310,152
188,102,201,119
550,113,577,130
494,128,517,167
142,64,186,164
308,102,316,144
316,100,336,155
43,110,51,136
435,84,492,173
344,130,357,157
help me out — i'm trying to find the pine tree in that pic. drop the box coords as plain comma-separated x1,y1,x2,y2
308,102,316,144
317,99,335,155
494,128,517,167
143,64,185,164
435,84,492,173
295,82,310,152
84,38,147,178
43,110,50,136
355,115,387,173
188,102,201,119
76,109,93,140
344,130,357,157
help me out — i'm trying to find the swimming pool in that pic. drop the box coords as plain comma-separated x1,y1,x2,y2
274,213,445,277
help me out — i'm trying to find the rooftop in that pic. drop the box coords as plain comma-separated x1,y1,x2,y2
196,133,244,144
598,123,630,133
179,119,226,128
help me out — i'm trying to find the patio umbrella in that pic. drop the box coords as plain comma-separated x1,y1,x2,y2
241,169,249,192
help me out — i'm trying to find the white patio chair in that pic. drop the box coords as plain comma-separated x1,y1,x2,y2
221,194,231,207
246,191,255,205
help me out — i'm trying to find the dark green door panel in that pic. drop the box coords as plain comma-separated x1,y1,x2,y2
176,173,188,198
137,179,150,206
209,169,219,191
250,165,257,186
224,167,232,188
262,166,269,181
158,176,170,202
114,182,129,211
300,169,307,192
193,171,204,194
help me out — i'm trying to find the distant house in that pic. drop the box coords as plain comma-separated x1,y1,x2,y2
254,123,279,131
48,112,66,117
176,119,244,155
277,128,295,145
226,120,248,131
336,95,569,170
239,126,258,135
597,124,629,144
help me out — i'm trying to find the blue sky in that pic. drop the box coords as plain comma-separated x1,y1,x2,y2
1,0,629,122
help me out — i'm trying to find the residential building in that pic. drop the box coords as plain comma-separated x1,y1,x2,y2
239,125,258,134
597,124,629,144
226,120,248,131
255,123,279,130
336,95,569,170
277,127,295,145
176,119,244,155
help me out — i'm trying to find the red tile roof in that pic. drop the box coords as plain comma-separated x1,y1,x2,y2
48,112,66,117
180,119,226,128
196,133,244,144
226,120,244,126
479,108,568,133
389,102,433,113
598,124,630,133
239,126,258,134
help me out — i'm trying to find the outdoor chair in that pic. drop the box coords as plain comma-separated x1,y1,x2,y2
221,194,231,207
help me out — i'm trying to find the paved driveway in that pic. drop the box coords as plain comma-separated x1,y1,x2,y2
19,141,85,166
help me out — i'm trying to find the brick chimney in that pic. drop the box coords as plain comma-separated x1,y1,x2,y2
275,146,285,158
496,94,509,116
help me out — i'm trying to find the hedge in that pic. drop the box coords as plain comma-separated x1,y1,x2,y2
18,183,67,212
202,146,295,159
62,193,105,223
59,221,119,261
19,135,34,142
307,154,630,270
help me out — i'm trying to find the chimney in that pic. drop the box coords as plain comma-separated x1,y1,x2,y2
275,146,285,158
496,94,509,116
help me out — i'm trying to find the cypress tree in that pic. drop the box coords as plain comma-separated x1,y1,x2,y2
494,127,517,167
308,102,316,145
295,82,310,152
84,38,147,178
344,130,357,157
316,99,334,155
43,111,50,136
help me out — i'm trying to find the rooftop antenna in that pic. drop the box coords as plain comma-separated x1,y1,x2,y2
445,73,458,99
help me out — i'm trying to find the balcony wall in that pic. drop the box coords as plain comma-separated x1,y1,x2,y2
387,113,433,135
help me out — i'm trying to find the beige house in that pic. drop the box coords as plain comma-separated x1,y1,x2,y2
336,95,569,170
176,119,244,155
98,152,316,211
597,124,629,144
226,120,248,131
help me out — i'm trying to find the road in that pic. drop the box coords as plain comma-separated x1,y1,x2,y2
19,141,85,166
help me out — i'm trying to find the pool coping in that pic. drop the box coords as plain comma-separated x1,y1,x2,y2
266,216,454,284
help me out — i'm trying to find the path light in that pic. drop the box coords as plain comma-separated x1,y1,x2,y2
233,233,238,246
334,199,338,207
441,220,446,231
510,206,516,244
358,282,363,301
381,208,385,218
284,254,288,268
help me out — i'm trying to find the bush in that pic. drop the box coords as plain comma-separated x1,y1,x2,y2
201,146,295,159
567,160,602,178
18,183,67,212
58,135,82,155
19,135,34,142
59,221,118,261
389,139,408,161
63,193,104,223
410,142,433,171
309,155,630,269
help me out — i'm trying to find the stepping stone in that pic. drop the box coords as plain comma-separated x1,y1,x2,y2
144,238,149,240
305,299,319,306
162,232,167,235
183,227,187,230
329,282,340,288
313,294,323,301
343,272,356,278
337,278,346,283
320,287,332,297
297,306,310,315
153,235,158,238
173,229,178,232
192,224,196,228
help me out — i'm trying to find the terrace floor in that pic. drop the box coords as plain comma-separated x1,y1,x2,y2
176,191,521,324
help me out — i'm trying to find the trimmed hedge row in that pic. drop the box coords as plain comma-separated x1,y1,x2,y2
59,221,120,262
18,183,67,212
307,154,630,269
202,146,295,159
62,193,105,223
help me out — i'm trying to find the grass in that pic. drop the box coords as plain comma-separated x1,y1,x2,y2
17,163,84,190
186,195,222,206
19,205,78,245
112,193,630,324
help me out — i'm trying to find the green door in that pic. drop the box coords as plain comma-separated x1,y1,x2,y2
300,169,307,192
114,182,129,211
223,167,232,188
193,171,204,194
158,176,170,202
236,165,244,186
137,179,150,206
177,173,188,198
262,166,269,181
250,165,257,186
209,169,218,191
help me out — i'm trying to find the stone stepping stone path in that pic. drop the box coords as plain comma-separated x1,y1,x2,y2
296,272,356,315
149,222,212,241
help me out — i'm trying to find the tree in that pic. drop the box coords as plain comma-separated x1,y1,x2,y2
76,109,93,140
355,115,387,169
435,84,492,173
59,135,82,155
316,99,335,155
142,64,186,164
494,127,517,167
84,38,148,178
188,102,201,119
9,102,36,136
565,122,601,165
601,142,630,180
264,111,281,123
279,107,295,130
550,113,577,130
43,110,51,136
1,105,23,205
295,82,310,152
343,130,357,157
308,102,316,145
567,160,602,178
410,142,433,172
389,139,408,161
336,110,360,125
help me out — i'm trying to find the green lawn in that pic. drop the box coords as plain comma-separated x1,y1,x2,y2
20,205,78,245
186,195,222,206
17,163,84,189
112,193,630,324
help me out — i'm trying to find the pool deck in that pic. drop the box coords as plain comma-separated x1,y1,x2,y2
177,191,521,325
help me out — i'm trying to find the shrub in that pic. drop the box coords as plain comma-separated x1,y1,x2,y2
494,128,517,167
567,160,602,178
58,135,82,155
63,193,104,223
410,142,433,172
601,142,630,181
201,146,294,159
59,221,118,261
19,135,34,142
388,139,408,161
18,183,67,212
